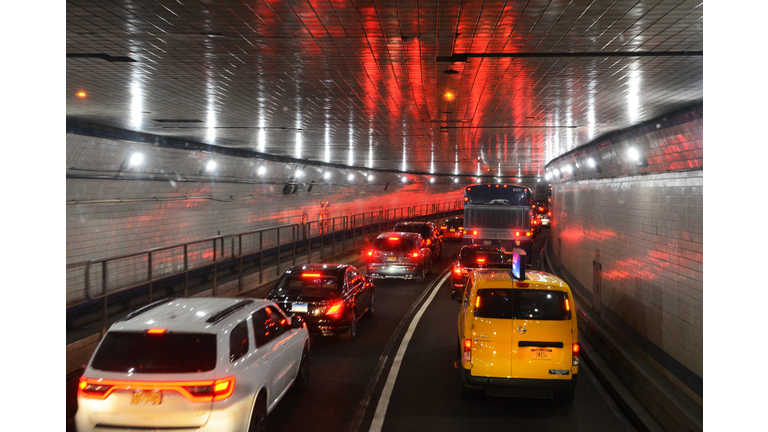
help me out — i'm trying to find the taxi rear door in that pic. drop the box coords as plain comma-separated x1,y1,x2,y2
509,288,573,380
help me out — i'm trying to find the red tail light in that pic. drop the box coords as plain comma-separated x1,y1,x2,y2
454,266,462,275
472,230,478,235
367,250,373,257
477,258,486,264
388,237,399,241
548,211,551,216
78,377,236,402
302,273,322,277
325,300,345,319
458,226,463,230
411,251,420,258
565,299,570,311
572,343,580,366
463,339,472,362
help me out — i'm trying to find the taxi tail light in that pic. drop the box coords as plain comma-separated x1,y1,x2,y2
325,300,345,319
411,251,420,258
183,377,236,402
78,377,113,399
572,343,580,366
463,339,472,363
453,266,463,275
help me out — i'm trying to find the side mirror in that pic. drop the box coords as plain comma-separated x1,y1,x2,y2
290,314,305,329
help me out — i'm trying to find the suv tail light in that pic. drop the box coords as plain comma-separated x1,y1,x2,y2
325,300,345,319
78,377,236,402
453,266,462,275
572,343,580,366
183,377,236,401
463,339,472,363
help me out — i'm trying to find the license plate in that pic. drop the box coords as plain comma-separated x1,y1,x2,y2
132,390,162,405
291,303,308,313
449,229,455,232
387,256,397,262
530,348,553,360
483,241,492,245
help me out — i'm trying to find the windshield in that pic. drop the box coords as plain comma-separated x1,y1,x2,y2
270,273,340,299
445,219,463,228
373,236,419,252
474,289,571,320
91,331,217,373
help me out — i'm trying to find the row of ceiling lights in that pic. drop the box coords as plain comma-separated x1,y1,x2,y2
126,151,499,184
544,146,646,181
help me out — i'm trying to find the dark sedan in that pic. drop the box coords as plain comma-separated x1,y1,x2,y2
450,245,507,300
267,264,374,341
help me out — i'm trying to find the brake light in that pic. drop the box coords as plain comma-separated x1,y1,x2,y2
78,377,236,402
388,237,399,241
411,252,420,258
472,230,478,235
515,282,529,287
565,299,570,311
572,343,580,366
325,300,344,319
454,266,462,275
458,226,463,230
548,211,551,216
146,328,167,334
302,273,322,277
441,226,447,230
367,250,373,256
477,258,486,264
463,339,472,363
475,296,481,308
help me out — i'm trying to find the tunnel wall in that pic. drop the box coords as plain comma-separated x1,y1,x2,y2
546,105,703,404
66,130,462,305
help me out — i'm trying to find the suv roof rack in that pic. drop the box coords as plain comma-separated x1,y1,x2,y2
206,299,255,324
120,298,175,322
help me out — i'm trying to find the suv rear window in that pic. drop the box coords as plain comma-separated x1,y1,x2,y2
373,237,419,252
270,273,340,299
459,249,504,265
394,224,431,239
91,331,217,373
474,289,570,320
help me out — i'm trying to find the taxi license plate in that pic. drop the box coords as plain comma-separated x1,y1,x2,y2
530,348,553,360
132,391,162,405
387,256,397,262
292,303,308,313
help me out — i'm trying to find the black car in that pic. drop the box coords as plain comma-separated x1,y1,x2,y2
450,245,507,300
440,216,464,239
393,221,443,260
267,264,374,341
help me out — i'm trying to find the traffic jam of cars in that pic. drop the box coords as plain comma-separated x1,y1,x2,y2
75,215,569,431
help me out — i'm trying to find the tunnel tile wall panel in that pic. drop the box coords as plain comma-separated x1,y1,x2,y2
66,132,463,304
551,169,702,401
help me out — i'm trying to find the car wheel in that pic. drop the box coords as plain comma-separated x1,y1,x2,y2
247,392,267,432
292,345,310,393
415,266,425,283
556,388,575,405
364,291,374,317
459,373,482,400
340,312,356,342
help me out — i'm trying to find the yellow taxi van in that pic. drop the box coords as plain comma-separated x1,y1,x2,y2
455,252,579,402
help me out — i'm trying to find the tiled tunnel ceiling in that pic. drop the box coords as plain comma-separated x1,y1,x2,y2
66,0,703,179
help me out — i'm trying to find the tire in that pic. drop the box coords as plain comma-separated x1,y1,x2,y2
557,388,575,405
340,312,356,342
247,392,267,432
415,266,425,283
364,291,374,317
291,345,310,393
459,372,482,400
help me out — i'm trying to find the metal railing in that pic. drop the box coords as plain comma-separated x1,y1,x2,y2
79,199,462,334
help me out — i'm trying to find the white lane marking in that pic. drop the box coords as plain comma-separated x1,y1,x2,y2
346,272,444,432
368,271,450,432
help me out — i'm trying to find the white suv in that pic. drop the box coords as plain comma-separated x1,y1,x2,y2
75,297,310,432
